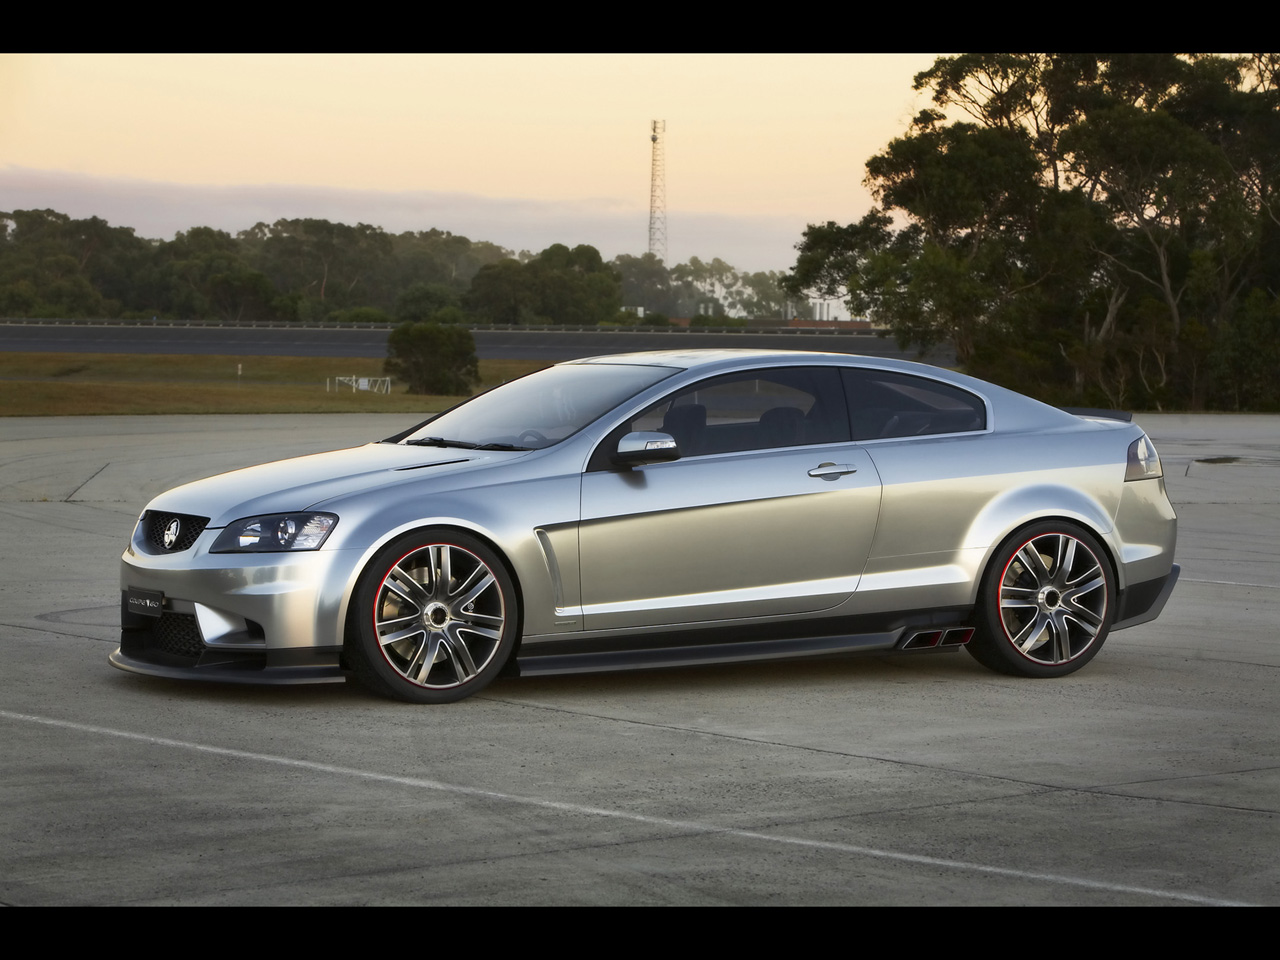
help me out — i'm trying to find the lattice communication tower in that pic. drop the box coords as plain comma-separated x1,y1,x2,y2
648,120,667,264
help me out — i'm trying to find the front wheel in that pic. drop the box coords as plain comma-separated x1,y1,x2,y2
346,530,518,703
968,521,1114,678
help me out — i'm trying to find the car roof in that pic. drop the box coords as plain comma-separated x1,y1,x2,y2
568,348,924,372
567,348,965,384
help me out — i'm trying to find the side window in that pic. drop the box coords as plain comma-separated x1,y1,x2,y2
842,369,987,440
627,367,850,459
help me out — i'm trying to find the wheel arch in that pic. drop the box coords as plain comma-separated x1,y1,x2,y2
338,519,526,652
966,516,1120,677
963,484,1123,603
974,514,1121,610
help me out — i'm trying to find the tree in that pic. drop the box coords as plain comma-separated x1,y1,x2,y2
163,226,277,322
0,209,154,318
730,269,798,319
783,53,1280,410
612,252,677,316
328,306,393,324
671,256,737,316
241,218,393,318
394,282,460,323
465,258,535,324
385,322,479,395
464,244,622,325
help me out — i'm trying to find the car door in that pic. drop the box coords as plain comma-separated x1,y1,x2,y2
578,366,882,631
839,365,996,612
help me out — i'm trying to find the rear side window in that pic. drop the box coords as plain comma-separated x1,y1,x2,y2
842,368,987,440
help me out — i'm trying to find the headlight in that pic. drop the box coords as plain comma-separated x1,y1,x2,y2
209,513,338,553
1125,435,1163,482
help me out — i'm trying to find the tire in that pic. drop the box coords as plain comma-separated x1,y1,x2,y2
968,521,1114,678
346,529,518,703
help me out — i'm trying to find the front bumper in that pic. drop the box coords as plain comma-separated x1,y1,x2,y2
116,528,365,684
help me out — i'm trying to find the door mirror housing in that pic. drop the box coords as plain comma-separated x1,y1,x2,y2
613,431,681,466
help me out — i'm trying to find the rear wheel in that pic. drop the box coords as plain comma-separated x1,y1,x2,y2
968,521,1114,678
346,530,518,703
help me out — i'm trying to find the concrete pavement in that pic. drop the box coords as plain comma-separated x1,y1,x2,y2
1,413,1276,905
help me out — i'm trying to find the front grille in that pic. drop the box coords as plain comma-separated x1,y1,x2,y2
152,613,205,659
142,511,209,553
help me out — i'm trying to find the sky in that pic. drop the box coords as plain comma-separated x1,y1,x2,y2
0,54,940,275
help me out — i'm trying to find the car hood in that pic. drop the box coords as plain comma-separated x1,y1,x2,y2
146,443,518,527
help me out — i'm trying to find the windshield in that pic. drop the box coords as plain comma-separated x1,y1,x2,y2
398,363,680,450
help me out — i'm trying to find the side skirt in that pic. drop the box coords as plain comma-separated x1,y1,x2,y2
510,606,972,677
513,631,900,677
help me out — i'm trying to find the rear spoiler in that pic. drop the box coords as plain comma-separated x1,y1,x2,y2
1059,407,1133,422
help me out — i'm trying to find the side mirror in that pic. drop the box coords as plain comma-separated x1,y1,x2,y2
613,431,680,466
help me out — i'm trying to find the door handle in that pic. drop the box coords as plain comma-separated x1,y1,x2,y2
808,462,857,481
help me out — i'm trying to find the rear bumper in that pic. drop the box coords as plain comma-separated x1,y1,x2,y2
1113,563,1180,631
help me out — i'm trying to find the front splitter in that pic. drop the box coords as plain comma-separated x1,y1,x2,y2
109,646,346,685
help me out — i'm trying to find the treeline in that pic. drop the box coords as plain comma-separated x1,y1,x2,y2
783,54,1280,411
0,209,794,327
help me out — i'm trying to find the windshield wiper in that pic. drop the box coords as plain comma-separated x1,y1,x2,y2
405,436,479,449
474,442,532,451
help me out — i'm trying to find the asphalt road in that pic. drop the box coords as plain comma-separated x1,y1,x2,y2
0,320,954,364
1,413,1276,905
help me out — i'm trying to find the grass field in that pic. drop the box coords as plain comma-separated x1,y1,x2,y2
0,354,548,416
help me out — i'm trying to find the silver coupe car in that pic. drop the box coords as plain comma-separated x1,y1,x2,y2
114,349,1179,703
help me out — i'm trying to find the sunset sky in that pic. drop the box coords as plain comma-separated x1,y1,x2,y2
1,54,940,273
